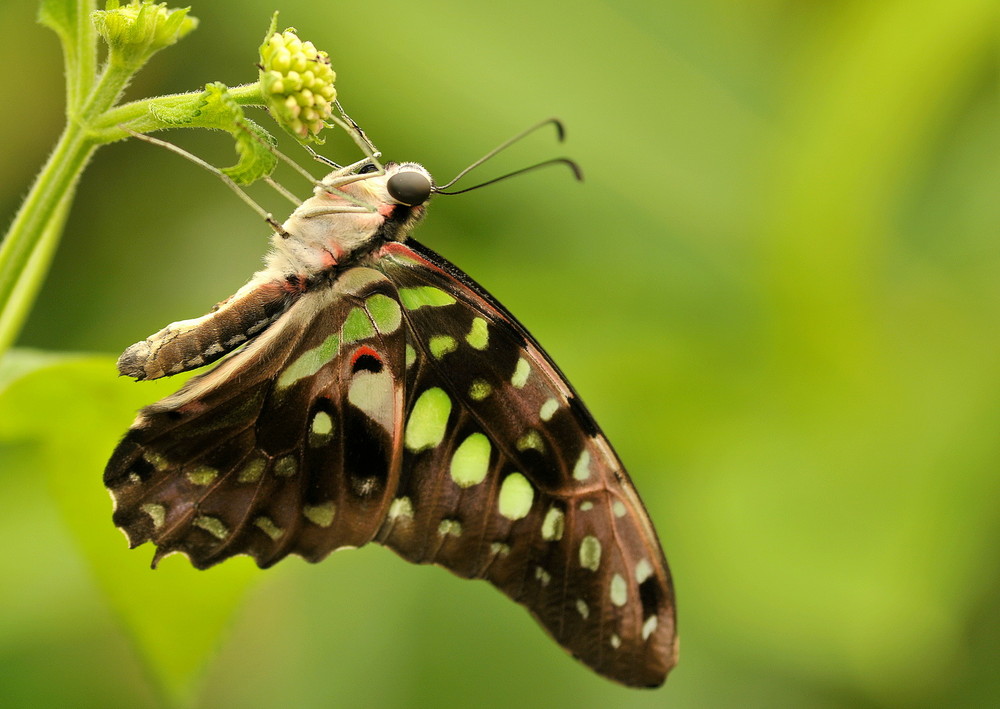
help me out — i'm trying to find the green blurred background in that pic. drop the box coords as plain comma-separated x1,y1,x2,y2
1,0,997,707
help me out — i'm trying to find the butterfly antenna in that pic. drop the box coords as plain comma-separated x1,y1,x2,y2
434,158,583,195
122,127,292,237
435,118,570,191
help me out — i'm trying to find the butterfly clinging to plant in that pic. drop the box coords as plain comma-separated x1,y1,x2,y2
104,111,678,688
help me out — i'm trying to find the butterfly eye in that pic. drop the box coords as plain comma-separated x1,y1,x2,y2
387,170,432,206
358,163,379,175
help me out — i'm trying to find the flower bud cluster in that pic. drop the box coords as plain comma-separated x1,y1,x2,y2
93,1,198,66
260,29,336,140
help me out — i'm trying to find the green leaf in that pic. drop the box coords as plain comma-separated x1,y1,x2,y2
208,84,279,185
149,82,278,185
0,352,258,704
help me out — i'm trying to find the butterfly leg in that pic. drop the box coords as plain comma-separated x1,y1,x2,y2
121,127,297,238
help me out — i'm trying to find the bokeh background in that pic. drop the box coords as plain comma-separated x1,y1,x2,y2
1,0,996,707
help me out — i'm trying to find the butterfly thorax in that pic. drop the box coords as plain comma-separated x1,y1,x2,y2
117,161,432,382
271,161,431,279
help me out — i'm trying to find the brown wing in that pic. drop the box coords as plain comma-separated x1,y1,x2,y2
367,241,678,688
105,267,409,568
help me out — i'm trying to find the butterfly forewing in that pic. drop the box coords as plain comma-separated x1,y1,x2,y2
365,241,676,686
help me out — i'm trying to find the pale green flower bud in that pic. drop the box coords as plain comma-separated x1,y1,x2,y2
93,1,198,69
260,26,336,141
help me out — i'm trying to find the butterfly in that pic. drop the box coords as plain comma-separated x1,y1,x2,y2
104,136,678,687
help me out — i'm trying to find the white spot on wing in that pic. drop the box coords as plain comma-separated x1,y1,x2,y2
635,558,654,584
642,615,659,641
610,573,627,607
573,450,591,481
579,535,602,571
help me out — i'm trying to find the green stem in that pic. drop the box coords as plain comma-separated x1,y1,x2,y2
0,191,76,356
90,82,266,140
0,123,98,355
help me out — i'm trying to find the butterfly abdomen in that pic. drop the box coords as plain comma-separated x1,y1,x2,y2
117,276,296,380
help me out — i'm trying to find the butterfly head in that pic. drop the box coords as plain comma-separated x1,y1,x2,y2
320,161,433,211
384,162,433,207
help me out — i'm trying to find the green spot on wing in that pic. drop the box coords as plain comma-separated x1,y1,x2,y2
342,307,376,344
312,411,333,436
405,388,452,451
498,472,534,520
450,432,491,487
388,497,414,520
511,357,530,388
429,335,457,359
466,317,489,350
303,502,336,527
541,507,565,541
144,452,169,471
141,503,166,529
310,411,334,446
469,379,492,401
399,286,456,310
573,449,591,481
254,516,284,540
237,458,266,483
277,333,340,390
194,515,228,540
516,430,545,453
366,293,402,333
610,573,627,606
579,535,602,571
186,465,218,485
274,455,297,477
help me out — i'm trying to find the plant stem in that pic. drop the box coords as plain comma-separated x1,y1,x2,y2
0,122,98,354
91,82,266,140
0,191,75,356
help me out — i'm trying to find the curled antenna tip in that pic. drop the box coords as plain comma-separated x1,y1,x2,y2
547,118,567,142
433,157,584,196
563,158,584,181
438,118,573,190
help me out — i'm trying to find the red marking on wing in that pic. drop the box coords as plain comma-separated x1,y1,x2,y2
351,345,382,366
377,242,449,275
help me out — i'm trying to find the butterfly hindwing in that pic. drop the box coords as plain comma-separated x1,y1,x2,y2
105,267,409,568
